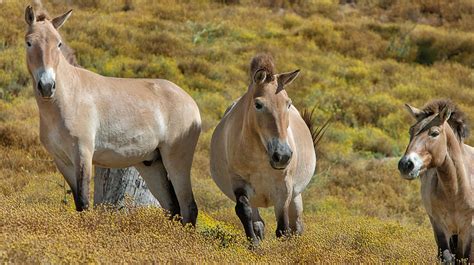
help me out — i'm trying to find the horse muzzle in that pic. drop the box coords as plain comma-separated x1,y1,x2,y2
38,80,56,98
267,138,292,170
36,68,56,99
398,153,423,180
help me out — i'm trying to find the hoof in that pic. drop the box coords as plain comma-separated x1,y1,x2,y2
248,237,260,250
253,221,265,241
75,203,89,212
441,249,454,264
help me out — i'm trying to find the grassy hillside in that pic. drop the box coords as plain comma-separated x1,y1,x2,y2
1,0,473,262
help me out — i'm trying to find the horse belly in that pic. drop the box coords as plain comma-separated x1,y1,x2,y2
210,157,236,202
292,155,315,196
210,121,237,201
288,119,316,196
93,133,158,168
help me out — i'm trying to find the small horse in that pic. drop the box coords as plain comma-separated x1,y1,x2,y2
24,7,201,225
210,54,318,244
398,99,473,262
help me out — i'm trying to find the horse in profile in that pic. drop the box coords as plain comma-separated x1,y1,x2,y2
210,54,320,245
398,99,473,262
24,6,201,225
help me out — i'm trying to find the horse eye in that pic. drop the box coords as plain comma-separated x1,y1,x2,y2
26,41,32,47
429,130,440,137
58,42,62,48
255,101,263,110
288,102,292,109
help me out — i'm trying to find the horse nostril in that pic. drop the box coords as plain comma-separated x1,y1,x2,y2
272,152,281,163
280,153,290,164
398,158,414,173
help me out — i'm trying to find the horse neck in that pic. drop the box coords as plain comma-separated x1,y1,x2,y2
436,127,470,198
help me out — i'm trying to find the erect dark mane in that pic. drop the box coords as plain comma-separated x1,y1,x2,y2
250,53,275,83
419,99,469,140
36,11,49,21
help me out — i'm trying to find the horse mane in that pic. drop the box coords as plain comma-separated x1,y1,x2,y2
32,0,49,21
301,108,330,152
59,42,80,67
33,6,80,67
250,53,275,82
420,99,469,140
36,13,49,21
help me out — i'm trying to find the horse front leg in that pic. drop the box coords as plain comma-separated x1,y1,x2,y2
74,145,93,211
252,207,265,241
289,193,304,235
53,157,77,203
430,217,453,263
274,182,292,238
234,187,259,246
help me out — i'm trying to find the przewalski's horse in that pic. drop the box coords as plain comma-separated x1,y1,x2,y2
24,7,201,225
210,54,318,245
398,99,473,262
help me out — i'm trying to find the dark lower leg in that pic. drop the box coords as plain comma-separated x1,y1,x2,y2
234,188,258,243
431,218,452,262
276,212,290,237
75,162,90,211
166,179,181,217
252,208,265,240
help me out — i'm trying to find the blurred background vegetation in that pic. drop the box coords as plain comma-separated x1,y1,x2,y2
0,0,473,262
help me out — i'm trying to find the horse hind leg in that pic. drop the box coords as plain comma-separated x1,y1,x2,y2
134,157,180,217
159,125,200,226
456,230,472,262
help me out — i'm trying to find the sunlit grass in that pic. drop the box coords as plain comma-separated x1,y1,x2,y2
1,0,472,262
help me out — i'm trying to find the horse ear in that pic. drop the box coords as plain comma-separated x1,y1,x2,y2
439,105,452,123
25,6,36,26
278,69,300,87
52,9,72,29
276,69,300,93
253,69,267,84
404,104,423,119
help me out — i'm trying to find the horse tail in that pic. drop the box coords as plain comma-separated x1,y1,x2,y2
301,107,330,152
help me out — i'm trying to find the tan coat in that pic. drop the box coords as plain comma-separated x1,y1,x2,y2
400,100,473,262
210,54,316,244
24,7,201,225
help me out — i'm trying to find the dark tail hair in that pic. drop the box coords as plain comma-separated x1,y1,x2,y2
301,107,330,152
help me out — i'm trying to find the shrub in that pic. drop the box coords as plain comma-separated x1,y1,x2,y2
410,26,474,66
294,16,341,50
352,126,398,157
